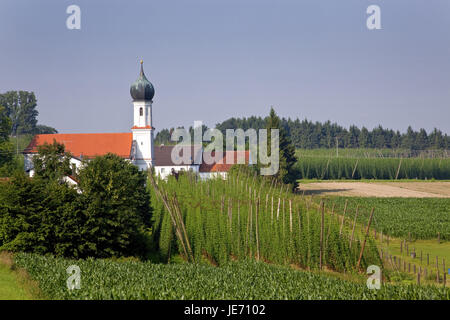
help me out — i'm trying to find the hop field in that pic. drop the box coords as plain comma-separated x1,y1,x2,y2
149,168,381,272
295,157,450,180
327,197,450,240
13,252,450,300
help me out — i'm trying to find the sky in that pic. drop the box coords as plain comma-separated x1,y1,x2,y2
0,0,449,134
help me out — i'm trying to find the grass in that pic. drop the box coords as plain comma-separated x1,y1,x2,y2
0,265,32,300
380,239,450,277
0,252,36,300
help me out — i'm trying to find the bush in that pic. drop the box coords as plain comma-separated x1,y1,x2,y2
0,154,153,259
76,154,152,258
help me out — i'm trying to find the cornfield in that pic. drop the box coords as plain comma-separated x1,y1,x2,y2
14,253,450,300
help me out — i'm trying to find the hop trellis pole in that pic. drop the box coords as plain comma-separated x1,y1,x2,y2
319,201,325,270
148,172,194,263
357,207,375,270
339,199,348,235
349,205,359,249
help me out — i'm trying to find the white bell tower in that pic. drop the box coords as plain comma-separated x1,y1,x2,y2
130,60,155,170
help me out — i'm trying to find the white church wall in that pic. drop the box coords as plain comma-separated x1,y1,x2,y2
132,128,154,166
155,165,199,180
24,154,83,177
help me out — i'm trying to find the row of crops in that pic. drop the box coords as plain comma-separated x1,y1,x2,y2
295,157,450,180
13,253,450,300
325,197,450,241
295,148,449,159
148,168,381,272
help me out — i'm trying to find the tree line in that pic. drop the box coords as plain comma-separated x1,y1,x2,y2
0,91,58,176
155,114,449,150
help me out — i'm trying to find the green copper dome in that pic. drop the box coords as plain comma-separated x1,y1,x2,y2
130,60,155,101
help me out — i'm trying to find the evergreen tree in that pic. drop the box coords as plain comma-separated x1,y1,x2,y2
265,107,298,186
416,128,428,150
429,128,445,149
157,115,449,151
402,126,416,150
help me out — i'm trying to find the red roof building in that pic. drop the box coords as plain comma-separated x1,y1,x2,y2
24,133,133,159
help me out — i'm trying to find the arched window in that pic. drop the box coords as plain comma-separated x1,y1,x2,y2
139,107,143,116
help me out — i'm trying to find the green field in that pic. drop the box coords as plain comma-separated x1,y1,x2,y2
322,197,450,240
295,157,450,180
13,252,450,300
0,260,32,299
379,239,450,280
2,149,449,300
296,148,449,159
150,169,381,271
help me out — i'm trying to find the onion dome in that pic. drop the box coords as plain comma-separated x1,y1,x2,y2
130,60,155,101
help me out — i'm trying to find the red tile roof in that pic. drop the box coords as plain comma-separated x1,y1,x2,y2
24,133,133,159
199,150,250,173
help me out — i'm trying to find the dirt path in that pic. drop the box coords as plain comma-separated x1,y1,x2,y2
298,181,450,198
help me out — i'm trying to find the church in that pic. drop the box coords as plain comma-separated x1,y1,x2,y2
23,61,249,182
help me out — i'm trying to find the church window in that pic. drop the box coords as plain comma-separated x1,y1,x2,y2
139,107,143,116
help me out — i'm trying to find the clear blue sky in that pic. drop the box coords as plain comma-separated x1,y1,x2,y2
1,0,449,134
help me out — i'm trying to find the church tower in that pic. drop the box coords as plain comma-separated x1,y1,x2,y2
130,60,155,170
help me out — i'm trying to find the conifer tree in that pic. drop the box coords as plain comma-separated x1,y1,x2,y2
264,107,298,186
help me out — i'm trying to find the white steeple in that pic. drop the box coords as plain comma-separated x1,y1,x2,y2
130,60,155,170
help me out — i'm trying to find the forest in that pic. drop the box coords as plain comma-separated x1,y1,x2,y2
155,116,449,150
